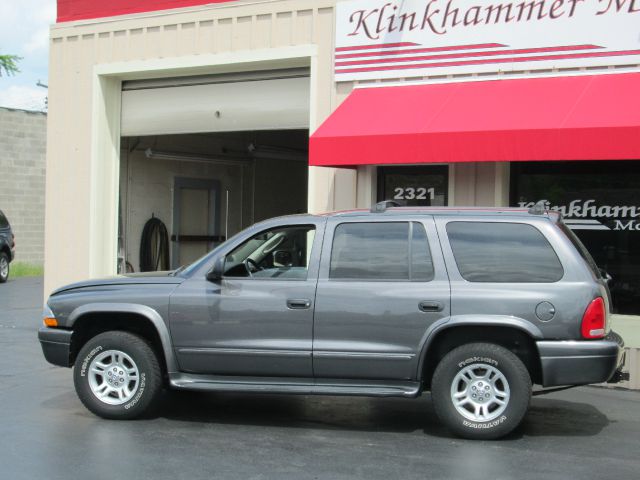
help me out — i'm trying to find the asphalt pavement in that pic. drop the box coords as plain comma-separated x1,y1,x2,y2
1,276,640,480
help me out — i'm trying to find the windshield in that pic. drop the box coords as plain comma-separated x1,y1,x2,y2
176,229,246,277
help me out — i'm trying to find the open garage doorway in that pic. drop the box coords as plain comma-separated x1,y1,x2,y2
116,67,311,273
119,130,309,273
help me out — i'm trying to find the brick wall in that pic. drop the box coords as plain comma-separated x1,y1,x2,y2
0,107,46,266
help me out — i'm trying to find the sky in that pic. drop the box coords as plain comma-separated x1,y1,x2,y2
0,0,56,112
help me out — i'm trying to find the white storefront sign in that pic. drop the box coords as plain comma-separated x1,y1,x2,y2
518,199,640,231
335,0,640,81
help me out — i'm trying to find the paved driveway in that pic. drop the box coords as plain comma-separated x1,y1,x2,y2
1,277,640,480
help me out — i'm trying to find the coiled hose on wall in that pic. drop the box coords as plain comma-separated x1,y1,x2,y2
139,216,170,272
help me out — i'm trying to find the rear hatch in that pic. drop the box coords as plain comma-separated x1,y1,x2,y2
557,220,613,328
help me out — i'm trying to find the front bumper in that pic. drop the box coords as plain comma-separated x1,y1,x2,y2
537,332,624,387
38,327,73,367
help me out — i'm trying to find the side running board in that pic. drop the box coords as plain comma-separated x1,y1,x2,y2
169,373,421,398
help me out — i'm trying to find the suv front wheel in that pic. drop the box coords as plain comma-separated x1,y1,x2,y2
431,343,531,440
73,331,163,419
0,252,9,283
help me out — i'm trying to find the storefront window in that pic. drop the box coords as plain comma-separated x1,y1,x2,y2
377,166,448,206
511,161,640,314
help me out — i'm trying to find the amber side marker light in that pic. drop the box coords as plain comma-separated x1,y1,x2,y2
44,317,58,327
43,305,57,327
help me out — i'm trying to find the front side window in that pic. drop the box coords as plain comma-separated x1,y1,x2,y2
446,222,564,283
0,211,8,229
330,222,434,281
224,225,316,280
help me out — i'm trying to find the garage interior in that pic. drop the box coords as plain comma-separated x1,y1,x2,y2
117,69,310,273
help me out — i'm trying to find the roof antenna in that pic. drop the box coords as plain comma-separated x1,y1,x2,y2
371,200,406,213
528,200,550,215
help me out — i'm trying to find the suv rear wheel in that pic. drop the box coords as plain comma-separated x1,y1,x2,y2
73,331,163,419
431,343,531,440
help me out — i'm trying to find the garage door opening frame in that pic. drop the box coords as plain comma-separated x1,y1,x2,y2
89,45,319,279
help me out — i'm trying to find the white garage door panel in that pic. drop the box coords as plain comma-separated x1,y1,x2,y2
121,76,310,136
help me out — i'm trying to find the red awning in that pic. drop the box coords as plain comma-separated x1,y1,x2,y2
309,73,640,167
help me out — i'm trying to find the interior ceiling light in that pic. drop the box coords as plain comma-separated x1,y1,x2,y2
247,143,307,162
144,148,251,166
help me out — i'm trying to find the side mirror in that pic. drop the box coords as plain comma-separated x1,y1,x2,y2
206,257,225,282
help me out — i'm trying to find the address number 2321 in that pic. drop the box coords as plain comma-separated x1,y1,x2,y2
393,187,435,201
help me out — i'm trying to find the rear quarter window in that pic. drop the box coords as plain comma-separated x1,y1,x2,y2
446,221,564,283
558,222,602,279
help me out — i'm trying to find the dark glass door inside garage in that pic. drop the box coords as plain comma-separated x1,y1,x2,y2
511,161,640,315
378,166,448,206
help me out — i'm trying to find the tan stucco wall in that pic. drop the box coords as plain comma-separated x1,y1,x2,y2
45,0,348,296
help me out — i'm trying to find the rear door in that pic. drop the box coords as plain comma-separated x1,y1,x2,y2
312,216,450,380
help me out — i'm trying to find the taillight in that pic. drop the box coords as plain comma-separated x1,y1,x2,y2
581,297,606,339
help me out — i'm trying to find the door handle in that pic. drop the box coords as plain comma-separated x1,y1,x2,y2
419,301,444,313
287,299,311,310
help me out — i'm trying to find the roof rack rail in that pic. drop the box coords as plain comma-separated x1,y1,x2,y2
370,200,406,213
528,200,550,215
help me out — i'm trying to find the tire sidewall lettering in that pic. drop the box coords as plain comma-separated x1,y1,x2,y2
80,345,104,377
462,415,508,430
457,356,498,369
124,372,146,410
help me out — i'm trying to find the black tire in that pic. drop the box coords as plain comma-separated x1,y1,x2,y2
0,252,9,283
431,343,531,440
73,331,163,419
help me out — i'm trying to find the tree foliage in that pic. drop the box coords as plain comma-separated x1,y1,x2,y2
0,54,22,76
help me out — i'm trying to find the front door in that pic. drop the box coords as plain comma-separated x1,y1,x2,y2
170,220,325,377
313,217,450,380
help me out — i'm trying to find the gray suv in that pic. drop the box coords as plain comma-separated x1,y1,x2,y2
0,210,15,283
38,203,625,439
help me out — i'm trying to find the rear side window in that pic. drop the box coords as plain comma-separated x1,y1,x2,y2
446,222,563,283
330,222,434,281
0,211,8,229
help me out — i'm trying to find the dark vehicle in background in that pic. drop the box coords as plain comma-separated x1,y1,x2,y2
0,210,15,283
38,203,625,439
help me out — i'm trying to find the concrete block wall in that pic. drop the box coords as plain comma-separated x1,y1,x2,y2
0,107,47,266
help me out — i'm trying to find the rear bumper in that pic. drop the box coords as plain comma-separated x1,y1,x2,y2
38,327,73,367
537,332,624,387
